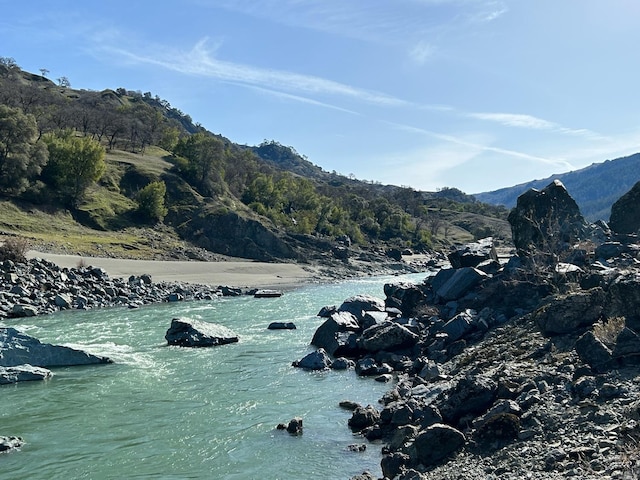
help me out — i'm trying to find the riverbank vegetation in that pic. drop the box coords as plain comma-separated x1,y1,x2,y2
0,57,510,261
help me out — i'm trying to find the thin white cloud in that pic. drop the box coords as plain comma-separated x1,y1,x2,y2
102,37,409,107
468,112,607,139
386,120,575,170
409,41,437,65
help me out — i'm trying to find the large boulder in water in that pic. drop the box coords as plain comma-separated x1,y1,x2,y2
165,318,239,347
609,181,640,235
311,311,361,357
0,327,112,367
507,180,588,255
338,295,385,321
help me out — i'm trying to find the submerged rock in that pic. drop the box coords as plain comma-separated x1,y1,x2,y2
0,364,53,384
0,327,112,367
165,318,239,347
0,436,24,453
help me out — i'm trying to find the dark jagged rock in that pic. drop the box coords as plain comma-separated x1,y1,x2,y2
507,180,588,255
383,282,425,316
338,295,386,320
267,322,296,330
431,267,488,302
436,375,498,426
165,318,239,347
533,288,605,336
409,423,466,466
310,311,361,357
609,180,640,234
448,237,498,269
292,348,332,370
348,405,381,431
359,321,419,353
0,327,112,367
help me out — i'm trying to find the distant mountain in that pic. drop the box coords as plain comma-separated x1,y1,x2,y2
473,153,640,221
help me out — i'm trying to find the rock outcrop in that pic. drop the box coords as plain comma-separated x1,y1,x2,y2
0,364,53,384
609,180,640,234
507,180,588,255
0,327,112,367
165,318,239,347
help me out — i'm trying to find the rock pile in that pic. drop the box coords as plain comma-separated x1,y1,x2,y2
0,257,239,319
294,181,640,479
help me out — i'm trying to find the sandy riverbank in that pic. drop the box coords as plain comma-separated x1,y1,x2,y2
26,251,318,290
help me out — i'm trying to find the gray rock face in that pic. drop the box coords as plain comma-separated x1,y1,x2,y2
410,423,466,466
165,318,239,347
0,364,53,384
348,405,381,431
507,180,588,255
437,375,498,425
0,327,112,367
311,311,361,356
432,267,488,302
609,180,640,234
383,282,425,316
359,321,419,353
338,295,386,320
534,288,605,336
448,237,498,269
292,348,332,370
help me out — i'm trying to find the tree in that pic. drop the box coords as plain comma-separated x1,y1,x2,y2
39,68,49,78
42,131,105,206
173,133,225,195
57,76,70,88
0,105,49,195
136,181,168,222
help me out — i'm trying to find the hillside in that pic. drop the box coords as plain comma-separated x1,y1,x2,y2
474,153,640,221
0,60,511,264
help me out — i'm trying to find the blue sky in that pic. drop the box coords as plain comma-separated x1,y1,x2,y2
3,0,640,193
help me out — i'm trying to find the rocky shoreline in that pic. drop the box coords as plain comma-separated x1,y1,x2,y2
292,181,640,479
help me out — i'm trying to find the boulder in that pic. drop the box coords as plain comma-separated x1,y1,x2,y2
383,282,425,316
534,288,605,336
432,268,488,302
0,327,112,367
165,318,239,347
348,405,381,431
286,417,303,435
437,375,498,425
0,436,24,453
292,349,332,370
359,321,419,353
0,364,53,384
448,237,498,269
609,181,640,234
409,423,466,466
507,180,588,255
267,322,296,330
10,304,38,317
441,310,475,343
606,273,640,329
311,311,361,356
575,331,613,371
338,295,385,320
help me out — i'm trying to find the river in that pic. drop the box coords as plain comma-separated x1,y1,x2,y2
1,272,427,479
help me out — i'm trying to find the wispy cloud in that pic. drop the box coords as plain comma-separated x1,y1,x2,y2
386,120,575,170
468,112,607,139
409,40,437,65
102,37,409,107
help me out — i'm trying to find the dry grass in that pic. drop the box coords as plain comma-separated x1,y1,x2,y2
593,316,626,347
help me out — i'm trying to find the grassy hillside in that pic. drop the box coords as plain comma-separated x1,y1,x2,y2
0,61,512,260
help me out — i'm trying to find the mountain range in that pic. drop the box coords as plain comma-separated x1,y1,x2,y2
473,153,640,222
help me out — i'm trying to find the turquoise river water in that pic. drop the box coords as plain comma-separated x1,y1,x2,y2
1,272,427,480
